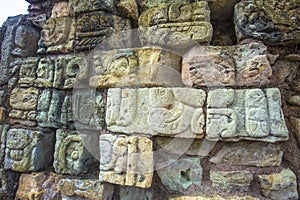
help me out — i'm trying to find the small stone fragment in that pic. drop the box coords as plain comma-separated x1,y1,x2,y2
54,129,94,175
210,142,283,167
15,172,62,200
59,179,114,200
210,170,253,192
287,95,300,107
289,117,300,146
258,168,298,200
100,134,153,188
157,158,202,194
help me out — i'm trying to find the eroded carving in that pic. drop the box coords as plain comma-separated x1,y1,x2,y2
4,129,54,172
107,88,205,138
19,57,38,87
206,88,289,142
100,134,153,188
69,0,114,15
54,129,94,175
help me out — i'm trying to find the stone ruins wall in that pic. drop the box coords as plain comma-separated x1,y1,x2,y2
0,0,299,199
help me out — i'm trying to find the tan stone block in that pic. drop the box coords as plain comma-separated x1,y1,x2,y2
10,87,39,110
16,173,62,199
106,88,206,138
0,107,5,122
182,43,272,87
138,1,212,49
89,47,183,88
100,134,153,188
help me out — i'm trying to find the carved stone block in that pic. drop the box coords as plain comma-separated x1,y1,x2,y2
15,172,62,200
258,168,298,199
0,169,20,199
59,179,114,200
106,88,205,138
182,43,272,87
75,11,131,51
69,0,114,15
9,87,39,126
38,17,75,54
138,2,212,49
51,2,70,18
89,47,183,88
35,57,55,88
206,88,289,142
54,129,94,175
4,129,54,172
235,0,300,44
157,158,202,194
0,15,39,84
19,57,38,87
210,142,283,167
210,170,253,192
100,134,153,188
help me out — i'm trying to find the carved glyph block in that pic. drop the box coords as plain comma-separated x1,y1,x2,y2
59,179,114,200
69,0,114,15
235,0,300,44
138,1,212,49
4,129,54,172
106,88,206,138
206,88,289,142
100,134,153,188
54,129,94,175
89,47,183,88
19,57,38,87
9,87,39,126
182,43,272,87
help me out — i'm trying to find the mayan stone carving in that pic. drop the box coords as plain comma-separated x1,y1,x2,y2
4,129,54,172
100,134,153,188
89,47,183,88
69,0,114,15
106,88,206,138
235,0,300,44
138,1,213,49
54,129,94,175
206,88,289,142
9,87,39,126
59,179,114,200
18,57,38,87
182,43,272,87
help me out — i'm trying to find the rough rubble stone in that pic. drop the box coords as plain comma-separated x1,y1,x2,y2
157,158,202,194
138,1,213,49
4,129,54,172
234,0,300,44
120,186,154,200
59,179,114,200
210,170,253,192
182,43,272,87
89,47,183,88
0,169,20,200
258,168,299,200
15,172,62,200
289,117,300,146
210,142,283,167
100,134,153,188
287,95,300,107
106,88,206,138
170,196,260,200
206,88,289,142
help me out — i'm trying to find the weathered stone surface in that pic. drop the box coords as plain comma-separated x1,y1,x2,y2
69,0,114,15
89,47,183,88
209,0,240,20
0,15,39,84
182,43,272,87
19,57,38,87
0,107,6,123
0,125,9,163
38,16,75,54
4,129,54,172
9,87,39,126
287,95,300,107
157,158,202,194
211,21,236,46
0,169,20,200
100,134,153,188
54,129,94,175
138,2,212,49
210,142,283,167
59,179,114,200
234,0,300,44
210,170,253,192
289,117,300,146
15,172,62,200
170,195,260,200
75,11,131,51
0,90,7,105
120,187,154,200
51,2,70,18
258,168,298,199
206,88,289,142
106,88,206,138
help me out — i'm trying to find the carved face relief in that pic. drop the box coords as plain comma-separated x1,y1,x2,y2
10,88,39,111
6,129,31,162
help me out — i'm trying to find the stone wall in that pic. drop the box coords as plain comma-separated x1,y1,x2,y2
0,0,299,199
